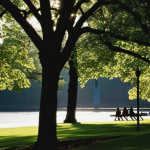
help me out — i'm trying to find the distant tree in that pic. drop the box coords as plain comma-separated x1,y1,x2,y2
1,1,150,149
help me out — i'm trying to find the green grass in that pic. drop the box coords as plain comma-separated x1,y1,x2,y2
73,134,150,150
0,126,38,149
0,119,150,149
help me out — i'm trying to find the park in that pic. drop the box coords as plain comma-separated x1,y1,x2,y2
1,0,150,149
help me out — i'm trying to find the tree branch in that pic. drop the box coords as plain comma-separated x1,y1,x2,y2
60,29,81,69
103,41,150,64
79,7,84,15
23,0,41,23
39,0,54,37
19,9,32,19
55,0,75,48
79,27,150,63
0,9,7,17
80,27,150,47
74,0,119,29
74,0,87,12
118,1,149,34
0,0,43,52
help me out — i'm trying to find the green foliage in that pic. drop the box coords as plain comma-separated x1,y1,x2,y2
1,0,150,99
0,20,35,92
0,17,66,91
77,33,150,102
75,2,150,102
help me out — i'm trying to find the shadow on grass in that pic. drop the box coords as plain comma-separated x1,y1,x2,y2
57,121,150,139
57,121,150,150
71,133,150,150
0,136,36,149
1,120,150,149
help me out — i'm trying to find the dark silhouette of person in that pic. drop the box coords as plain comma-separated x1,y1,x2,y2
122,107,128,120
115,107,121,121
122,107,128,115
129,106,136,120
129,107,134,115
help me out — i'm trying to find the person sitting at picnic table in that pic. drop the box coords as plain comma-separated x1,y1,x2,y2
122,107,128,120
114,107,121,121
129,106,135,115
122,107,128,115
128,106,136,120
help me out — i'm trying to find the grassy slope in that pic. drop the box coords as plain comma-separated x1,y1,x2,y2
0,119,150,149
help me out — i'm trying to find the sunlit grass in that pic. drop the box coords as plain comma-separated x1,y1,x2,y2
57,119,150,139
0,119,150,149
0,127,38,149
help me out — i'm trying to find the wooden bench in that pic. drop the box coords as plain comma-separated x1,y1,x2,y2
110,113,147,121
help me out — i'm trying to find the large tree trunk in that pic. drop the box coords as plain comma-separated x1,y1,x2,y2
32,28,79,148
35,68,60,149
33,48,62,149
64,56,78,123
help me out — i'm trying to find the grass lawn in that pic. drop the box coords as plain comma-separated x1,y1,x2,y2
0,119,150,149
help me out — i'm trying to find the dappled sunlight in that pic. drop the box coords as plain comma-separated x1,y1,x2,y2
0,127,38,136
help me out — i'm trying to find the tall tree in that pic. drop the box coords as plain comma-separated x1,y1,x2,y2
1,0,150,149
64,49,78,123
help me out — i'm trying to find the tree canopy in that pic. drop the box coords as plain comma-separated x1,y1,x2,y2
0,11,66,91
0,19,35,92
72,1,150,102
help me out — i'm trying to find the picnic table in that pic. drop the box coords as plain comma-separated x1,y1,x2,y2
110,113,147,121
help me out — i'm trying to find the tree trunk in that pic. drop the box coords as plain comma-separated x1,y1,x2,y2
32,28,79,148
34,59,61,149
64,58,78,123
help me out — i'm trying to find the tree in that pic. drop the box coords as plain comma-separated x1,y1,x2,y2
75,7,150,101
0,18,35,92
64,49,78,123
1,0,150,149
77,33,150,101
